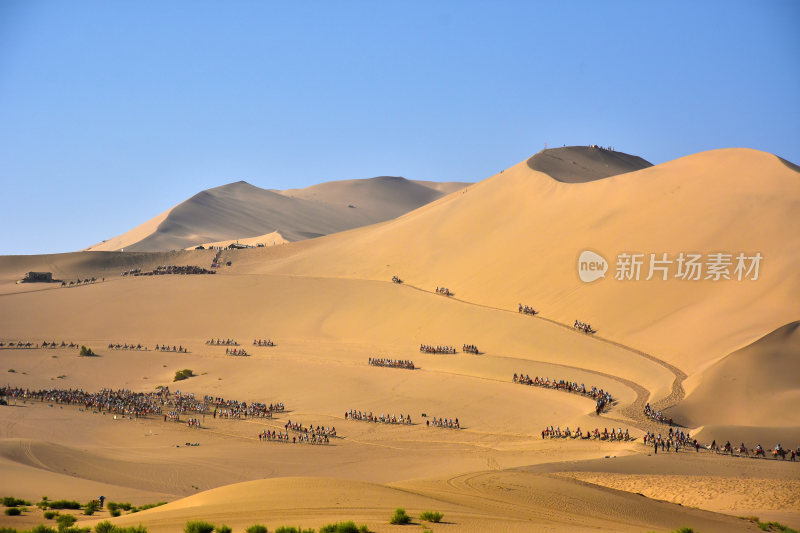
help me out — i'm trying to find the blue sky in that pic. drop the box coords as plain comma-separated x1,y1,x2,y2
1,1,798,255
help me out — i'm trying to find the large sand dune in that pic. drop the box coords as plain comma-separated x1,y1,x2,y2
85,177,469,252
229,148,800,374
1,146,798,532
669,321,800,429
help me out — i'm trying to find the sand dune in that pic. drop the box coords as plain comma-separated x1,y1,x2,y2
188,231,289,250
527,145,653,182
86,177,470,252
89,474,758,533
229,148,800,376
669,321,800,430
1,146,798,532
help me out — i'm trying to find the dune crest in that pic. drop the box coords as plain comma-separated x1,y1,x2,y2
669,321,800,430
229,148,799,375
526,145,653,182
86,177,470,252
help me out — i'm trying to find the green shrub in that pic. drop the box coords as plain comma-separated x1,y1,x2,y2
4,507,21,516
174,369,194,381
419,511,443,523
214,527,232,533
245,526,268,533
110,509,121,517
136,502,166,511
49,500,81,510
757,522,799,533
105,503,118,512
184,522,215,533
2,497,31,507
56,513,77,529
389,508,411,525
319,522,369,533
95,524,149,533
84,500,100,515
115,502,133,511
30,526,58,533
79,346,96,357
0,526,18,533
672,529,695,533
276,528,315,533
45,510,60,519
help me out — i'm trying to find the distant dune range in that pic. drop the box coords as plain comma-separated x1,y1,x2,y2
1,146,798,532
85,177,470,252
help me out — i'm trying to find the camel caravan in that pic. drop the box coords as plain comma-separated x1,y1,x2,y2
643,428,699,453
369,357,415,370
258,429,330,445
252,339,275,347
420,344,457,354
129,265,216,277
426,416,460,429
514,374,614,414
0,340,38,349
39,341,78,349
641,429,797,461
518,304,537,315
108,342,149,351
284,420,337,438
391,275,403,284
225,347,248,356
542,426,631,441
573,320,596,334
691,437,795,461
156,344,188,353
0,386,281,421
435,286,454,296
205,395,283,419
207,338,239,346
345,410,413,425
61,277,99,287
462,344,480,354
644,403,676,426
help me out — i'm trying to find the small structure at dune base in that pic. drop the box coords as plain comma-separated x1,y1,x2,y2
22,271,53,283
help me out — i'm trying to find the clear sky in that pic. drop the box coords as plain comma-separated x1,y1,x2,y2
1,1,798,255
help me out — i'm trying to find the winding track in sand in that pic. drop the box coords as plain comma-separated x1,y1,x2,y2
398,280,687,431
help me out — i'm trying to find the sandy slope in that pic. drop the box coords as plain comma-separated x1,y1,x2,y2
86,177,469,252
669,321,800,429
526,145,653,182
89,474,761,533
188,231,290,250
1,146,798,532
227,148,800,376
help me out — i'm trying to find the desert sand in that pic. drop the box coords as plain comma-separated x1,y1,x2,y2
85,177,469,252
1,146,798,532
